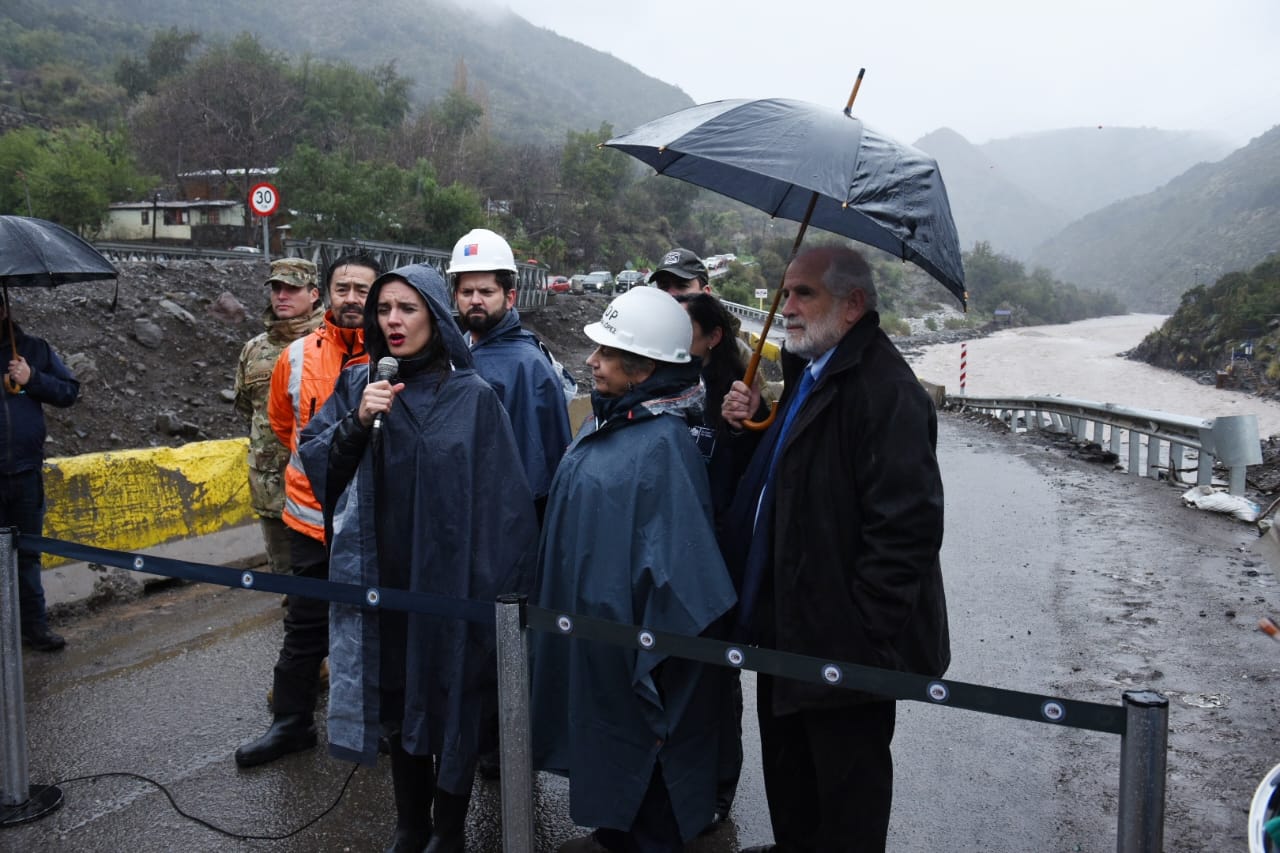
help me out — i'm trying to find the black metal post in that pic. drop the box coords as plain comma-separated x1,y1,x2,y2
0,528,63,826
1116,690,1168,852
494,594,534,852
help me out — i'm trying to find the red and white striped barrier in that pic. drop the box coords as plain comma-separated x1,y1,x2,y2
960,342,967,396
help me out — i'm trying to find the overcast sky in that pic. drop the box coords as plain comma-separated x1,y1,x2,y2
500,0,1279,147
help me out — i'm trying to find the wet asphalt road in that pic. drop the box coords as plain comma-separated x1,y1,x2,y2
7,412,1275,851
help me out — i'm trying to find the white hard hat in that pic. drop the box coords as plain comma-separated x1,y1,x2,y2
584,286,691,363
447,228,516,275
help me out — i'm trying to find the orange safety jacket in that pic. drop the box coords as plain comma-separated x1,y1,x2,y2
268,313,367,542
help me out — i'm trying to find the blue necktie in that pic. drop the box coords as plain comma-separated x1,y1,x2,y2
762,366,817,495
738,367,817,636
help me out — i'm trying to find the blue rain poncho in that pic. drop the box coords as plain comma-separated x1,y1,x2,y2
299,264,538,793
531,363,737,839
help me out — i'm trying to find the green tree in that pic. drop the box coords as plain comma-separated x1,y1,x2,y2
115,27,200,98
278,145,407,240
400,160,483,249
560,123,630,206
0,128,44,215
1,126,152,233
294,58,411,156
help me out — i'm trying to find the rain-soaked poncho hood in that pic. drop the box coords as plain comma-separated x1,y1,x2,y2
531,378,735,839
363,262,472,371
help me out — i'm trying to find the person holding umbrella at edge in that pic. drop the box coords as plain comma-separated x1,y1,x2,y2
0,215,112,653
0,292,79,651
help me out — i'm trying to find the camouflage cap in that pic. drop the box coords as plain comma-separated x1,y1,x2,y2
266,258,318,289
648,247,708,283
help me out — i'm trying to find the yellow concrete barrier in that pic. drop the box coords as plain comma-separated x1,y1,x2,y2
747,332,781,362
41,438,252,567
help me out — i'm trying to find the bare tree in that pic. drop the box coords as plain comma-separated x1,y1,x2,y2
130,34,301,206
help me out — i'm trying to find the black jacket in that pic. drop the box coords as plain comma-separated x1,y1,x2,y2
722,310,949,714
0,322,79,474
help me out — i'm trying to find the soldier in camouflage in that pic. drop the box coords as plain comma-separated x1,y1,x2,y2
233,258,324,573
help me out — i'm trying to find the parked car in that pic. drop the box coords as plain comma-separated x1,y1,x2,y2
547,275,571,294
570,274,591,295
615,270,644,292
584,271,615,295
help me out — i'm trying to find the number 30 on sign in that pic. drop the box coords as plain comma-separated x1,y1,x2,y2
248,182,280,217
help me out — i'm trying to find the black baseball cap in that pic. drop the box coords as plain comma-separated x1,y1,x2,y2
648,248,708,283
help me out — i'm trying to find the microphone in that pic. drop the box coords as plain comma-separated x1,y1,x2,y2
372,356,399,431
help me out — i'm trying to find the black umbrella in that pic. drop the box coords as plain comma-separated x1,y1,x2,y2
0,215,117,392
0,215,117,286
605,83,965,429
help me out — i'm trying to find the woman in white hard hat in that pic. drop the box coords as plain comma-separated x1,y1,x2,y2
531,286,738,852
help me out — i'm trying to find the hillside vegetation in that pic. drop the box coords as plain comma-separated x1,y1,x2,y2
20,0,691,144
1130,254,1280,392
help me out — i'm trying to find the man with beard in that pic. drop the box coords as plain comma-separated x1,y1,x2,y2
721,246,949,853
448,228,572,523
234,252,380,768
448,228,572,782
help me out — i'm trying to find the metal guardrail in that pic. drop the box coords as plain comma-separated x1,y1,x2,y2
950,393,1263,496
720,299,770,325
95,242,262,262
284,238,548,311
94,239,549,312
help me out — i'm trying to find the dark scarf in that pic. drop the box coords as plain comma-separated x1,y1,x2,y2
590,358,702,427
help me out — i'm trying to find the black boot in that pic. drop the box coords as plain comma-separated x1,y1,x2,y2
386,737,435,853
21,623,66,652
234,713,317,767
423,785,470,853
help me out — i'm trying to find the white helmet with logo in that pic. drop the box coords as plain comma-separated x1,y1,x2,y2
584,286,691,363
447,228,517,275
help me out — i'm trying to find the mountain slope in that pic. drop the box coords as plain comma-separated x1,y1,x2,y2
1031,124,1280,311
37,0,693,143
982,127,1233,220
915,128,1069,259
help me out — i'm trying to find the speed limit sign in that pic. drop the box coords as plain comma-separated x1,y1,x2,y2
248,182,279,217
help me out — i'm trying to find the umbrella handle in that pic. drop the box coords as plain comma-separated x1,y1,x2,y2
3,298,17,395
741,332,779,432
739,192,821,432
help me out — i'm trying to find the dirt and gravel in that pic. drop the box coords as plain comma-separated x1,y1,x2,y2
5,260,623,459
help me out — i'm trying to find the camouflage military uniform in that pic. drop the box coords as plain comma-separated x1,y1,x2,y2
235,305,324,517
235,254,324,576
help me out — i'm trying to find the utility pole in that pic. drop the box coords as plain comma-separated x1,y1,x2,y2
151,193,159,242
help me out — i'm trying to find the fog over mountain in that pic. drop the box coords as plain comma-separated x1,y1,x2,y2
1031,124,1280,311
40,0,694,144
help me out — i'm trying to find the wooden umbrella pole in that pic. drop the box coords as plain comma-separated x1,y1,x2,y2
741,191,819,431
741,72,868,432
843,68,866,117
2,288,17,395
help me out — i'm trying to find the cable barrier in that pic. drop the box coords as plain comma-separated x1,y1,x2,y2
1,531,1168,851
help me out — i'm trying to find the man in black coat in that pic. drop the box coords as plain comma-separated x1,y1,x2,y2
722,246,949,853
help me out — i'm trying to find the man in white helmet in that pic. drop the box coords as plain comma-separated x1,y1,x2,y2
449,227,575,781
448,228,572,523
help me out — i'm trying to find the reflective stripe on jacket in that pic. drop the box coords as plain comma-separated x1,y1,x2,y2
267,313,366,541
